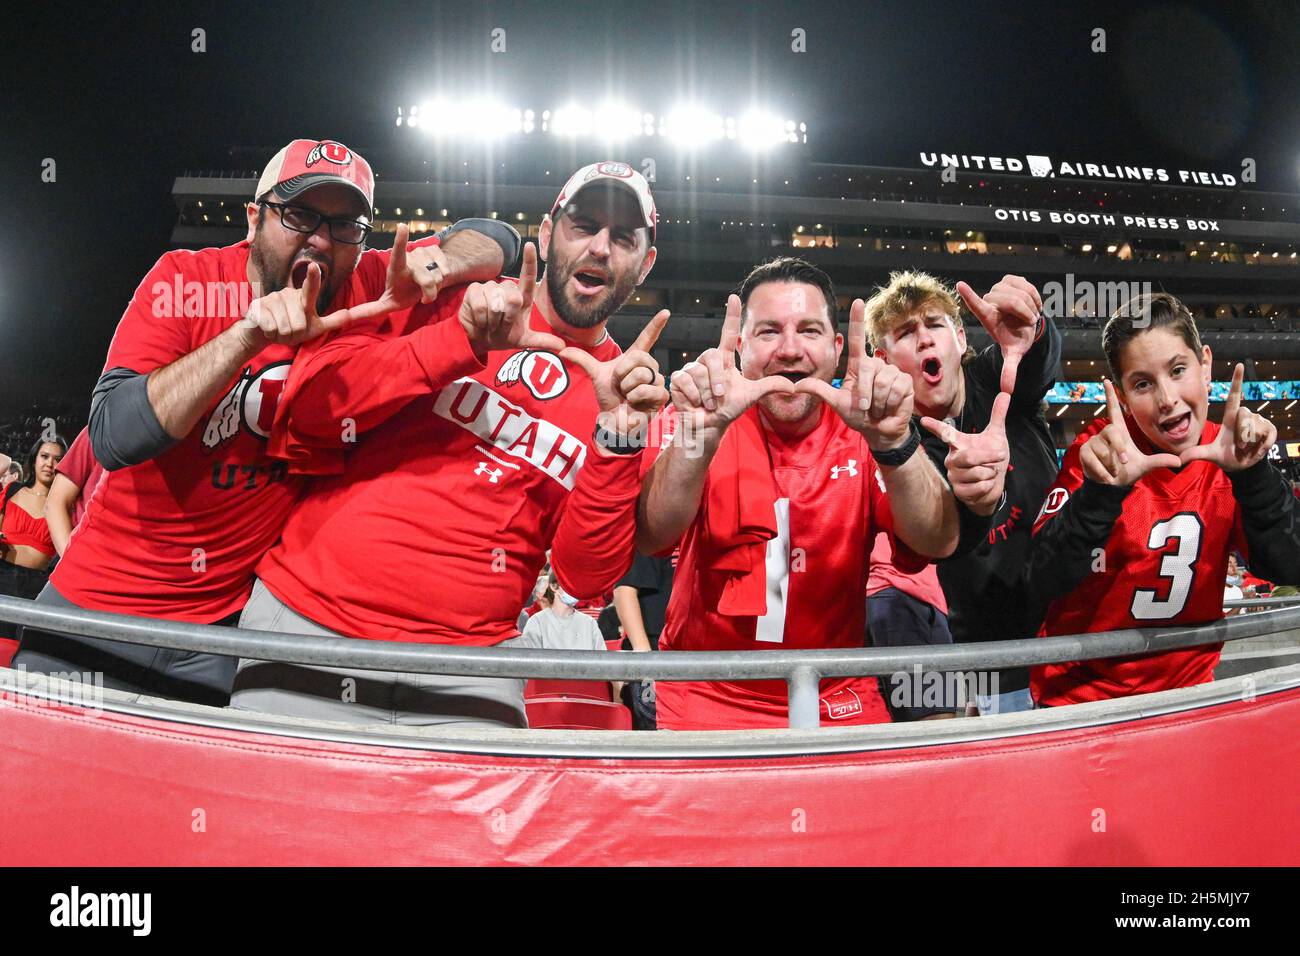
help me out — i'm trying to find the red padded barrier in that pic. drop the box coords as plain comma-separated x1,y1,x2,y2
1,685,1298,865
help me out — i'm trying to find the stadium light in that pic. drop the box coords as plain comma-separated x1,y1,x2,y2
737,110,788,151
664,105,725,148
592,101,643,142
394,100,806,146
550,105,594,138
416,98,522,139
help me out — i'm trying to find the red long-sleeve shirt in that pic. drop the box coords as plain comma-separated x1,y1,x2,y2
257,285,642,645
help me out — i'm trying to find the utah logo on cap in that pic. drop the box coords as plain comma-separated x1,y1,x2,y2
591,161,633,179
306,141,353,168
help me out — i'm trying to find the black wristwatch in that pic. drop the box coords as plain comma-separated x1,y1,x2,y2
871,424,922,467
593,422,644,456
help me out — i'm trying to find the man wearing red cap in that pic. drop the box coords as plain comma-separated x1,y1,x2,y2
231,162,668,729
15,139,517,705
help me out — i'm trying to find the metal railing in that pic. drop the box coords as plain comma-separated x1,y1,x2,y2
2,595,1299,729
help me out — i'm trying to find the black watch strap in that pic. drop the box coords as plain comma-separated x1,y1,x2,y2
593,422,644,456
870,424,921,467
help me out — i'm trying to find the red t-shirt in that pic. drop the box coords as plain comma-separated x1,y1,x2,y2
255,289,643,645
55,427,107,531
650,404,920,730
51,238,431,622
865,468,948,613
1031,417,1244,705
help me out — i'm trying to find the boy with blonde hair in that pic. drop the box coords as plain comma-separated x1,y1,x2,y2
868,271,1062,714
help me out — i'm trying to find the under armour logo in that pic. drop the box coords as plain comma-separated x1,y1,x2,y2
474,462,505,483
831,459,859,479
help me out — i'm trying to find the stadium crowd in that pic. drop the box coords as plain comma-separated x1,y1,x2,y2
2,139,1298,731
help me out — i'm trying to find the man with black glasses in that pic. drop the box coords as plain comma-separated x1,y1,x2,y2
14,139,516,705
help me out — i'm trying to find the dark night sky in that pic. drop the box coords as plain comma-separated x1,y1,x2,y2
5,0,1300,412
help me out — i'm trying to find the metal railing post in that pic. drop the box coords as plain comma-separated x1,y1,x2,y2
788,666,821,729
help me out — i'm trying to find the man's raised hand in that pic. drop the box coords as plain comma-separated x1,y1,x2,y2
957,275,1042,394
458,243,564,358
920,391,1011,515
562,310,671,449
1079,379,1180,486
1179,363,1277,472
239,262,365,345
668,293,794,437
796,299,914,451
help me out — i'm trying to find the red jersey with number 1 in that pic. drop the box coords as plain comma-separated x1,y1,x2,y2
1031,416,1245,705
650,404,918,730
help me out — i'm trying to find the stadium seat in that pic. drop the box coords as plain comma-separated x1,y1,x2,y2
525,697,633,730
0,639,16,669
524,679,612,702
604,639,623,652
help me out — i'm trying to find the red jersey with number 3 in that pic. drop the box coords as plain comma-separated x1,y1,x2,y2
649,404,917,730
51,238,434,623
1031,416,1245,705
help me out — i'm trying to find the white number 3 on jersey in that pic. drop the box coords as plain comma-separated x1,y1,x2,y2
1130,513,1204,621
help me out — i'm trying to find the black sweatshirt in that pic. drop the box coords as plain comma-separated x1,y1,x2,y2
918,318,1064,692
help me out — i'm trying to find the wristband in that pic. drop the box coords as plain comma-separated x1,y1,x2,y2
593,422,645,456
870,424,921,467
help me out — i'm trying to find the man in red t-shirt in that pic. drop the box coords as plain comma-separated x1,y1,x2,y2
636,258,1008,730
15,139,515,705
232,162,669,728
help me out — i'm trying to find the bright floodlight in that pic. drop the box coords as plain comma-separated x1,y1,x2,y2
551,105,594,138
418,98,522,139
592,101,643,141
664,105,725,148
737,110,788,151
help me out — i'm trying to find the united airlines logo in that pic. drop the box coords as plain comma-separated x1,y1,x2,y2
434,378,586,490
496,349,569,400
1026,154,1053,177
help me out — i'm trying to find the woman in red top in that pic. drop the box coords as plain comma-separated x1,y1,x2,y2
1,436,67,639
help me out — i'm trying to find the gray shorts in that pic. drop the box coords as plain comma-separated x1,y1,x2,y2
231,578,535,729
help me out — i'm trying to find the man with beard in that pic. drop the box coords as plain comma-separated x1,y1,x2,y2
232,162,669,729
14,139,516,705
635,258,1007,730
865,271,1062,714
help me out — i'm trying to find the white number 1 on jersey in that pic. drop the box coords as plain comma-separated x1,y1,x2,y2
755,498,792,643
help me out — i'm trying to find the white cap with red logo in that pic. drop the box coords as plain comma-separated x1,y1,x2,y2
255,139,375,209
550,161,657,241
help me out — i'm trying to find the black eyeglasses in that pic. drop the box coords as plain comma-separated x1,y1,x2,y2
260,200,372,245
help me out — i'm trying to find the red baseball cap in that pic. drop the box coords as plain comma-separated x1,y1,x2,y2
551,161,657,241
255,139,375,209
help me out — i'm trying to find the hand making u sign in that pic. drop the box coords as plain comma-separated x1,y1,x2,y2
794,298,916,452
919,391,1012,516
1079,378,1182,486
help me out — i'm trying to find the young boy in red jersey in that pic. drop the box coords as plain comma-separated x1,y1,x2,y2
1029,293,1300,705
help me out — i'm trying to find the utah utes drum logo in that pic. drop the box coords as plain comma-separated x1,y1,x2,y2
496,350,569,400
1035,486,1070,523
306,141,352,167
202,362,292,450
